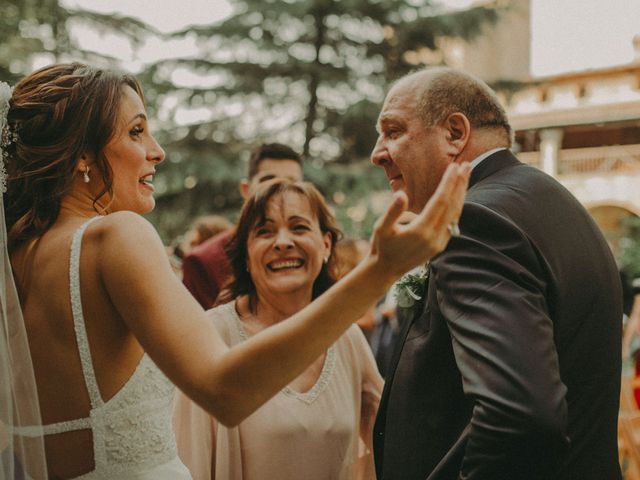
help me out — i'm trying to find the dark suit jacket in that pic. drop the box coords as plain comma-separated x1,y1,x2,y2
373,150,623,480
182,229,234,309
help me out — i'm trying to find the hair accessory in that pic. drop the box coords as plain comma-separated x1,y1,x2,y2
0,81,13,193
83,165,90,183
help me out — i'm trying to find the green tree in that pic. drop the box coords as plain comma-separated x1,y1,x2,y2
143,0,500,159
620,217,640,282
0,0,506,241
0,0,155,83
140,0,502,240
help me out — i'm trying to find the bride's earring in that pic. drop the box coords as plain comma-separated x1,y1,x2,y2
83,165,91,183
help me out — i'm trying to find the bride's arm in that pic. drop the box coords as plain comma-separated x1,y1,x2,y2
101,163,469,426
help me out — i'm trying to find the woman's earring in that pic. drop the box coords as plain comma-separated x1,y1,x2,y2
83,165,91,183
323,256,329,264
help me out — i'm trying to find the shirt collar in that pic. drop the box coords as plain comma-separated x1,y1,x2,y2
469,147,507,170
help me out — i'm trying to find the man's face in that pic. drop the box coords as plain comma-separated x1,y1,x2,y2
370,80,452,213
243,158,303,197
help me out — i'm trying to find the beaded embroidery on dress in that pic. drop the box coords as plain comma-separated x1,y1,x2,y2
13,218,191,479
227,302,337,405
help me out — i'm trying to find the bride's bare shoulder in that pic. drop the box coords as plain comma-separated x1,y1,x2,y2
93,211,158,238
90,211,165,256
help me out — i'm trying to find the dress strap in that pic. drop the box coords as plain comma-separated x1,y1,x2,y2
10,416,92,437
69,216,103,409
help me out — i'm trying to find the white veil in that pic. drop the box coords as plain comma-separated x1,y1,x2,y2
0,82,47,479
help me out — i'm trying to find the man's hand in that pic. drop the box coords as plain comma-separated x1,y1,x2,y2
369,162,471,280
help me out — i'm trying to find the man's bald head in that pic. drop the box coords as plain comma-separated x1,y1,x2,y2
394,67,513,147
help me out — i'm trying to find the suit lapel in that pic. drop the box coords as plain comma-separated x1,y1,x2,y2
374,274,427,477
375,268,430,448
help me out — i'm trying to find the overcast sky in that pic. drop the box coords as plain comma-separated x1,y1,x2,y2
61,0,640,77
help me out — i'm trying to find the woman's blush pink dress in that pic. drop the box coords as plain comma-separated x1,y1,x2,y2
172,301,383,480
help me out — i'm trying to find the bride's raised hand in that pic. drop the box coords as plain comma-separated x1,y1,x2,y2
369,162,471,278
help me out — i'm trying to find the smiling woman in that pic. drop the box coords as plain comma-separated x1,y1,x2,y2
100,86,164,214
173,179,383,480
222,180,340,307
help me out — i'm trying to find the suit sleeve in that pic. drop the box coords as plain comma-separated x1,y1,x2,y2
432,201,570,479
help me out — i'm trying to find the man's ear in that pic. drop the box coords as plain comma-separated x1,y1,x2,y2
239,179,251,199
444,113,471,153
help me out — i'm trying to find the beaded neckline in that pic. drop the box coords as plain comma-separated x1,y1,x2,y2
227,302,336,405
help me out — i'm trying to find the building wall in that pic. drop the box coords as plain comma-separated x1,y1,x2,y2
444,0,531,82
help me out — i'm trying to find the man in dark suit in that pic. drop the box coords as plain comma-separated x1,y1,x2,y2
371,67,622,479
182,143,303,308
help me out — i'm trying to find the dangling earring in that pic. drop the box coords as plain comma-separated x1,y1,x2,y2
83,165,91,183
323,256,329,264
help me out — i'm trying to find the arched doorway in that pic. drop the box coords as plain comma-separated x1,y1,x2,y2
588,204,638,258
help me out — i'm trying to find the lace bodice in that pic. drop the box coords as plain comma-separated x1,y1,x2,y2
13,218,185,479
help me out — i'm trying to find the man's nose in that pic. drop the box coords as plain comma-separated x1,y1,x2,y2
370,137,387,166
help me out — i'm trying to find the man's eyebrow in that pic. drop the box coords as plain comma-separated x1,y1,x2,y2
257,174,276,183
376,116,393,133
379,114,396,125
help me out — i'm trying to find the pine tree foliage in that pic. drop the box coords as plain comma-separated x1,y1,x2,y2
140,0,503,239
1,0,504,241
144,0,501,162
0,0,156,83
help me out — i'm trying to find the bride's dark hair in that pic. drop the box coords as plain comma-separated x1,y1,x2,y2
4,63,144,252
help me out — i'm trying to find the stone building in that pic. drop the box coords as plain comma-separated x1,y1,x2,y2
446,0,640,255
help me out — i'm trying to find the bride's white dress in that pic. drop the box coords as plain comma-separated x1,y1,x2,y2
13,218,192,479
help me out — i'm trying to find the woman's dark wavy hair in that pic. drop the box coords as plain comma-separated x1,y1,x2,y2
223,180,342,311
5,63,144,252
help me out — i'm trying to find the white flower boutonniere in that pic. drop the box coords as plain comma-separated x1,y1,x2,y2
394,264,429,309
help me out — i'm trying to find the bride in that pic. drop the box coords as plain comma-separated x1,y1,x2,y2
0,63,469,479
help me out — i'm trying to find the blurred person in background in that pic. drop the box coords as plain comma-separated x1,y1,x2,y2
335,237,376,335
167,216,233,279
186,215,233,252
368,211,417,377
621,275,640,407
182,143,303,309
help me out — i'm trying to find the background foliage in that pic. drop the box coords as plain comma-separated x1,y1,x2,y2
1,0,502,242
619,217,640,282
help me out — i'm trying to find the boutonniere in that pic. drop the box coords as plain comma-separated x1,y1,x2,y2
394,264,429,310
